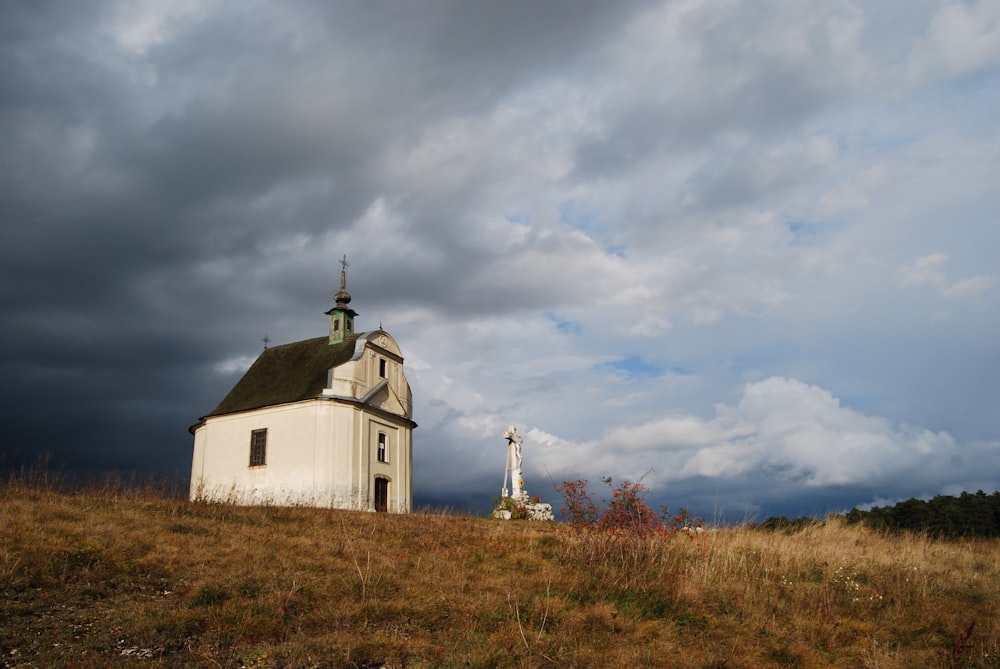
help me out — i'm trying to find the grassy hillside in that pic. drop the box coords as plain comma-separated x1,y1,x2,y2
1,479,997,668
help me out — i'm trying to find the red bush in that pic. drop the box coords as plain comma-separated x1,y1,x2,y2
555,475,706,548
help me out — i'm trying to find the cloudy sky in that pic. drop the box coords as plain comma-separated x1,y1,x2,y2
3,0,998,521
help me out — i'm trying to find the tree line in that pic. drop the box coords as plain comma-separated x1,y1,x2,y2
756,490,1000,539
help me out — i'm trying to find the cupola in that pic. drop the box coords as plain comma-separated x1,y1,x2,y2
326,255,358,344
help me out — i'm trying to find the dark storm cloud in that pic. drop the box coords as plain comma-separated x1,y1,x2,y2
0,0,654,478
2,0,997,522
285,0,651,117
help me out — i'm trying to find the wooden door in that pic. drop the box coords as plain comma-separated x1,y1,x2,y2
374,478,388,513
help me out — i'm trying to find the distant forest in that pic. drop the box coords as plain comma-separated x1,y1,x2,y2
756,490,1000,539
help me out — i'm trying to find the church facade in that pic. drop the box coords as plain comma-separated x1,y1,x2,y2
189,262,416,512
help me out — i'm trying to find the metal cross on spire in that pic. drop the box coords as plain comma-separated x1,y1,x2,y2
336,254,351,296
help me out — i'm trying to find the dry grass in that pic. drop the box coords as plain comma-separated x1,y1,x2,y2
1,479,998,668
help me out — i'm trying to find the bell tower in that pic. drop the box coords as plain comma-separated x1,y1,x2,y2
326,255,357,344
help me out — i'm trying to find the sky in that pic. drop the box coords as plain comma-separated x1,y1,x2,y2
2,0,998,522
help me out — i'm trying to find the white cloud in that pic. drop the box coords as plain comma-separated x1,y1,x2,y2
531,377,994,503
942,275,995,299
898,253,950,288
908,0,1000,81
212,354,255,375
817,165,888,216
898,254,995,299
627,315,672,337
109,0,217,54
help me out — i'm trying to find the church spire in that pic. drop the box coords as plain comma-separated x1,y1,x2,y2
326,255,358,344
334,255,352,310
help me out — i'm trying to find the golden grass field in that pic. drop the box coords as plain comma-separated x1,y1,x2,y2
1,478,997,668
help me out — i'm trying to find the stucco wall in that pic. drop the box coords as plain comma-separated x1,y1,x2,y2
190,398,412,511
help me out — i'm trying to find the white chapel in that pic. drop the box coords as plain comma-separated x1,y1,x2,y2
189,260,416,512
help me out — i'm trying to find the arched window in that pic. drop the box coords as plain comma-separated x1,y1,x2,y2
377,432,387,463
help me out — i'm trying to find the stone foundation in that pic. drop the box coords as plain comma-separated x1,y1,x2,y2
493,493,554,521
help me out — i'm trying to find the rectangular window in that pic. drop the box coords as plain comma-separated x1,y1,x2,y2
379,358,387,378
377,432,387,463
249,429,267,467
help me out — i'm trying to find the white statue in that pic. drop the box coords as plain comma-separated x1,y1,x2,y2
502,425,524,500
494,424,555,521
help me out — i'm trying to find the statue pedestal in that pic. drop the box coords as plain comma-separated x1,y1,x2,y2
493,491,555,521
525,501,554,521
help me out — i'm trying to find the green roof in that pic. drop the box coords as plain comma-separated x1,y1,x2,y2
207,335,359,417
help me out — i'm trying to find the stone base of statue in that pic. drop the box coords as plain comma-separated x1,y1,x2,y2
493,491,555,521
526,501,555,521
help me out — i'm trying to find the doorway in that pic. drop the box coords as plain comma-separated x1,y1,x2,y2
374,477,389,513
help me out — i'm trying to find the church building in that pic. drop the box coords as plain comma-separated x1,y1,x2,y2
189,259,416,512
